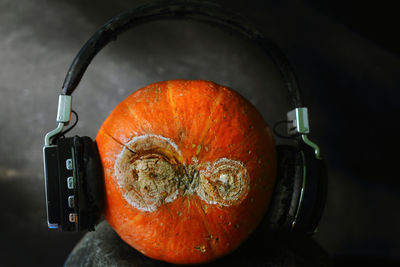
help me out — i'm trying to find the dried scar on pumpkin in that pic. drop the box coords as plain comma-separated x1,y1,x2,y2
114,134,249,212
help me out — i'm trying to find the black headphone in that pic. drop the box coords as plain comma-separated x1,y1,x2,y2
43,0,327,234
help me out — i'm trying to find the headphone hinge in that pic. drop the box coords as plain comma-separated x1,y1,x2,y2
57,95,72,123
287,108,321,159
287,107,310,135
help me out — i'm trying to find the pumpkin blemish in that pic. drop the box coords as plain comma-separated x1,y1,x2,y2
202,205,208,214
196,144,202,155
194,245,206,253
115,135,249,212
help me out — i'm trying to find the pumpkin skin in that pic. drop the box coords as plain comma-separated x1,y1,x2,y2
96,80,276,264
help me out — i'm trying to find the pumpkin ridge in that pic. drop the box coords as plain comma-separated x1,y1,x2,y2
123,101,147,135
197,85,225,152
166,81,184,140
194,198,219,258
160,194,175,224
226,129,259,158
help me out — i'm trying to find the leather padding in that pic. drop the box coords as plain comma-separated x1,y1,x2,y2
73,136,104,231
263,144,327,235
264,145,304,234
293,146,327,234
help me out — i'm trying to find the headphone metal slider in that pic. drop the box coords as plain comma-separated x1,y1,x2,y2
57,95,72,123
287,108,310,136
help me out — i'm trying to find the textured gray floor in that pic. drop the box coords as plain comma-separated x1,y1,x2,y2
0,0,399,266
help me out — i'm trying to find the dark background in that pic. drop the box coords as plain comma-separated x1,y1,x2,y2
0,0,398,266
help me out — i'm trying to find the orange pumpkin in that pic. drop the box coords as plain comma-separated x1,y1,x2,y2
96,80,276,264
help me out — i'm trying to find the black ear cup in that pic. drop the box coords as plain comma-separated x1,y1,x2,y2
293,146,327,234
264,144,327,235
264,145,304,234
72,136,105,231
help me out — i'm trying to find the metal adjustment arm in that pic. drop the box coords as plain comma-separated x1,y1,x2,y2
43,95,72,229
287,107,321,159
286,107,322,231
44,95,72,147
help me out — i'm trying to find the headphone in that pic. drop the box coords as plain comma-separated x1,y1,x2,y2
43,0,327,234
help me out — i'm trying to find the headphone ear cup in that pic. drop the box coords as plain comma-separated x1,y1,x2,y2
264,145,304,234
293,147,327,233
73,136,105,231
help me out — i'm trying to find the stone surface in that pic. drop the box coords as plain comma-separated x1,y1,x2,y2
64,221,331,267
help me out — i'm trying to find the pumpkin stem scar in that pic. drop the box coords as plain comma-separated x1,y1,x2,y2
197,158,250,206
114,135,250,212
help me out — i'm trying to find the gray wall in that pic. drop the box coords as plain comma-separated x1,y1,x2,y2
0,0,398,266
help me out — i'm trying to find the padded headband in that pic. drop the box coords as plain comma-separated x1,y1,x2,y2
61,0,302,108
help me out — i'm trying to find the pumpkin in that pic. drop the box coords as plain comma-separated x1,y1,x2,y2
96,80,276,264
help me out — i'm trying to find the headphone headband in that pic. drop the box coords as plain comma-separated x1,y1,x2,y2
61,0,302,108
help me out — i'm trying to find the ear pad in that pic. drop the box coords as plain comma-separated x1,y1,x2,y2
73,136,105,231
263,145,327,235
264,145,304,234
293,146,327,234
